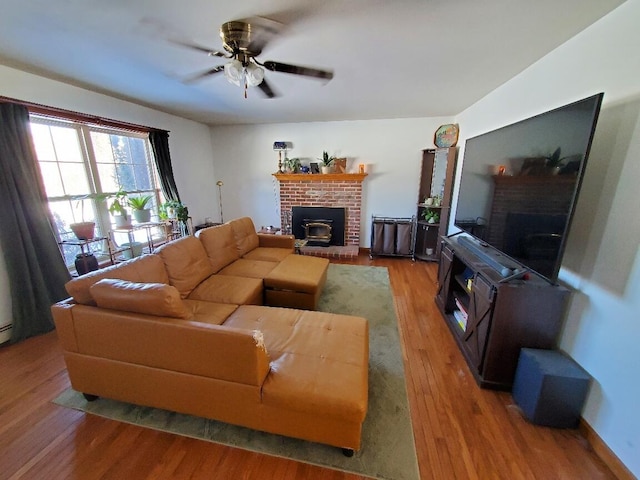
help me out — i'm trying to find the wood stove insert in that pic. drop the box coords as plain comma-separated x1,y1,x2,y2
292,207,345,246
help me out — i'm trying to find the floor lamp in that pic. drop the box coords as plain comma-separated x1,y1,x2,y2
216,180,224,223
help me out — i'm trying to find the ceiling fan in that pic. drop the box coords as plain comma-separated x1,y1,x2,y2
175,17,334,98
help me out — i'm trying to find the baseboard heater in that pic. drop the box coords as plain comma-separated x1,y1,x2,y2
0,322,12,344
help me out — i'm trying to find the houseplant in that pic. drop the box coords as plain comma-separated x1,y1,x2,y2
108,191,131,228
283,157,302,173
69,194,96,240
128,194,152,223
544,147,582,175
319,151,335,174
422,208,440,224
544,147,565,175
160,200,189,236
160,200,188,221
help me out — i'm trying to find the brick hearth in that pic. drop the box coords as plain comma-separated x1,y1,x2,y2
299,245,360,259
274,173,367,246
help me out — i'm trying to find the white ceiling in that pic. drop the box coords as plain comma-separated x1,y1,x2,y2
0,0,624,126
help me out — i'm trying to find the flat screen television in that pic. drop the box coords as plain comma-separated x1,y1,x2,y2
453,93,604,283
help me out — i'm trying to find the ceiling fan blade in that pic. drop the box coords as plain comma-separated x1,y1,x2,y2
262,61,333,81
170,39,227,58
183,65,225,83
257,77,278,98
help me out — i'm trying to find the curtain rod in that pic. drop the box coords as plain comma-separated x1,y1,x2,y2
0,95,168,134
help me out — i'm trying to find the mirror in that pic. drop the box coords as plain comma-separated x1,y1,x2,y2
430,148,449,198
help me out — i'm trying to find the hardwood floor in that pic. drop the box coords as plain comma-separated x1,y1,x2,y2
0,255,619,479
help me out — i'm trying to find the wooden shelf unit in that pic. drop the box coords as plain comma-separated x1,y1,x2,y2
414,148,457,261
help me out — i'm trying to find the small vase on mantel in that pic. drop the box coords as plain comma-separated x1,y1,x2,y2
321,165,333,174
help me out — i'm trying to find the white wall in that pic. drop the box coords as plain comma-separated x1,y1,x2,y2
0,64,218,340
209,117,452,241
453,0,640,475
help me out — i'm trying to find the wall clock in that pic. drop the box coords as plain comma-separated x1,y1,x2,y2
434,124,459,148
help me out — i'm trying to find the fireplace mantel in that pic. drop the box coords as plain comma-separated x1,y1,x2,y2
273,173,367,182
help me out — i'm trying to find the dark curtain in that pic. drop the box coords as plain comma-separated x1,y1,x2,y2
149,129,181,202
0,102,71,343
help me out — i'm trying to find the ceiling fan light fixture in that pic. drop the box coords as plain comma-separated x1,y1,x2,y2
245,62,264,87
223,59,244,86
223,58,264,90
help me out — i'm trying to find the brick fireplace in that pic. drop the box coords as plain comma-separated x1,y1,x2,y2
273,173,367,246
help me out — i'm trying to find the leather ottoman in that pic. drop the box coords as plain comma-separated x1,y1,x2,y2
264,254,329,310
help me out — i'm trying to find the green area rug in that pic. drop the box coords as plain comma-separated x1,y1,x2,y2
54,264,419,480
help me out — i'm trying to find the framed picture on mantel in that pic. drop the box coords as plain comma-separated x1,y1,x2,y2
334,158,347,173
310,162,320,174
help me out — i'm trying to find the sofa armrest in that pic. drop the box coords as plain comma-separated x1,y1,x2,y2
258,234,295,250
52,299,79,352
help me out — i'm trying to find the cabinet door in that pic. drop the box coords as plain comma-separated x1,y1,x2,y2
463,274,495,370
436,244,454,310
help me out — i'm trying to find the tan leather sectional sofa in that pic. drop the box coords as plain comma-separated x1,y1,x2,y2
51,217,369,454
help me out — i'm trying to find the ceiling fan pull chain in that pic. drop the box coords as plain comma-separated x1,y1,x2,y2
244,78,248,99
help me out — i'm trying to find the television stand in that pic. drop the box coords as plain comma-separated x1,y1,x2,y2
435,235,569,389
456,235,519,277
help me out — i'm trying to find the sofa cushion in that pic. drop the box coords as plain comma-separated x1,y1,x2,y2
188,275,263,306
156,236,214,298
183,299,239,325
65,254,170,306
243,247,293,263
229,217,259,257
264,254,329,295
218,258,279,279
90,279,191,319
257,233,295,250
195,223,240,273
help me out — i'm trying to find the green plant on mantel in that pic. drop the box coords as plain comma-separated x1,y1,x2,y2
319,150,336,167
284,157,302,173
544,147,581,171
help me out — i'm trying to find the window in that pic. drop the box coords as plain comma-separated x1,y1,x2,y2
30,116,163,266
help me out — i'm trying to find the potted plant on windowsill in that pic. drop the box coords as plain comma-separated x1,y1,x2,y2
319,151,336,174
108,191,131,228
128,194,152,223
69,194,96,240
160,200,189,236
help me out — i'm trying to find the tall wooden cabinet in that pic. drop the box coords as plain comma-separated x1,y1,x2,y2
435,235,569,389
415,148,457,261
